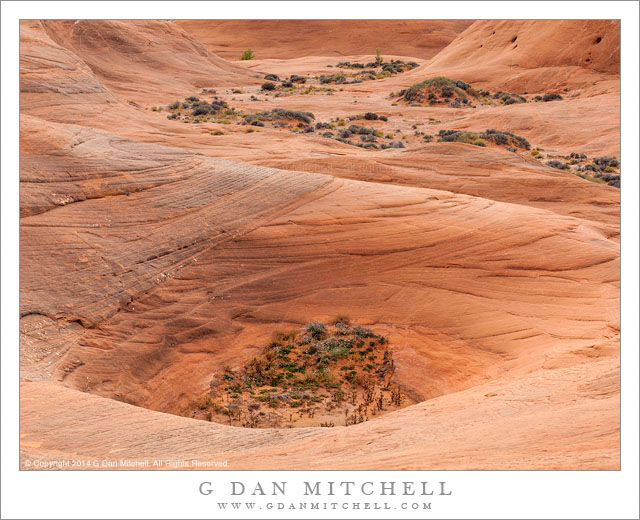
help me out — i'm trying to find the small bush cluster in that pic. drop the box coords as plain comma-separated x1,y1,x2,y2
264,74,280,82
399,77,480,107
482,129,531,150
190,320,402,428
397,77,530,108
328,58,417,84
190,98,230,116
363,112,387,121
542,93,563,102
492,91,527,105
337,58,418,73
289,74,307,84
319,73,362,85
596,174,620,188
546,160,570,170
261,82,276,91
165,95,232,121
437,128,530,150
438,129,486,147
380,141,405,149
570,155,620,187
244,108,315,126
593,156,619,168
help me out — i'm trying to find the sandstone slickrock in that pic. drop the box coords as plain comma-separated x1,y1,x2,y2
20,20,620,470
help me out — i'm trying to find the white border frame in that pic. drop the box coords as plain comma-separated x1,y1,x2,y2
2,2,638,519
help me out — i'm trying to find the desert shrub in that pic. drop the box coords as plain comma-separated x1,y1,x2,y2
481,129,531,150
493,91,526,105
186,96,200,102
441,86,454,98
168,101,180,110
375,48,383,65
281,80,293,88
438,128,530,150
240,48,255,60
264,74,280,82
593,156,619,168
333,314,350,326
290,74,306,83
319,74,347,84
400,76,476,105
547,160,570,170
542,93,563,102
337,61,366,69
261,82,276,91
531,149,540,156
245,108,315,125
438,129,462,142
569,152,587,160
598,173,620,184
210,130,224,135
364,112,379,120
321,338,352,360
351,326,375,338
306,322,327,340
166,113,179,120
192,105,211,116
379,115,388,121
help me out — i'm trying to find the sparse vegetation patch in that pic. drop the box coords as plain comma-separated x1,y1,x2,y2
396,77,528,108
189,321,408,428
437,128,531,150
244,108,315,127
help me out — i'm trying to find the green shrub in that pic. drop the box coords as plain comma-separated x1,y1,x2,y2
306,322,327,340
241,48,255,60
375,48,383,65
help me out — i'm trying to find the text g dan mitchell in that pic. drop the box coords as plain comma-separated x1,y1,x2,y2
199,480,452,497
